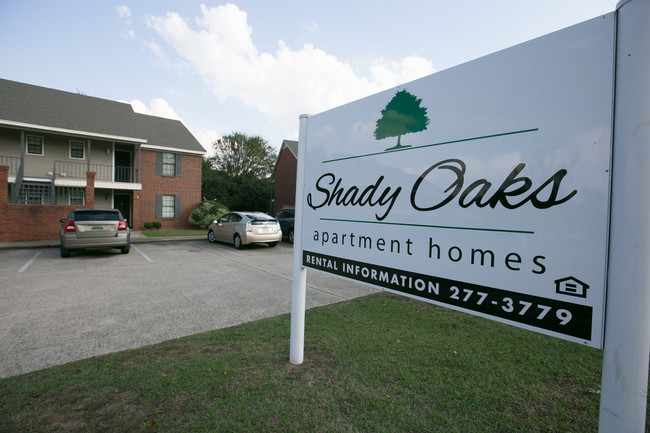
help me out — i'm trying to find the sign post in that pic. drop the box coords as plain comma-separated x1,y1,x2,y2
289,114,309,365
599,0,650,431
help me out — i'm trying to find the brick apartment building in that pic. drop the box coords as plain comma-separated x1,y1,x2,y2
271,139,298,215
0,78,205,242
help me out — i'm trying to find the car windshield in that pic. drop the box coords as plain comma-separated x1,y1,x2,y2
74,211,120,222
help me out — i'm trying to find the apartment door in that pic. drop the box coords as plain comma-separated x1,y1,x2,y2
114,192,132,228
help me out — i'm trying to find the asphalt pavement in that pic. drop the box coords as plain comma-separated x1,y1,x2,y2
0,234,377,378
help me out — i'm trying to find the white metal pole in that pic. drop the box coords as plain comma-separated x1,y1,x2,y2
599,0,650,431
290,114,310,364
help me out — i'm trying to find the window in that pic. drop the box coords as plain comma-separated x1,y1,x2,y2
162,153,176,176
156,152,182,177
156,194,182,219
26,135,43,155
162,195,175,218
70,140,85,159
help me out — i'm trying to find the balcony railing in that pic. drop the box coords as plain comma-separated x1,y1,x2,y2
0,155,20,176
9,183,86,205
53,161,138,183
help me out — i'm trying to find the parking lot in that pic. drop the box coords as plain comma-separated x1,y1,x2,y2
0,240,377,378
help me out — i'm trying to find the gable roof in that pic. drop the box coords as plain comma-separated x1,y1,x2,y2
281,139,298,157
0,78,205,154
135,113,205,154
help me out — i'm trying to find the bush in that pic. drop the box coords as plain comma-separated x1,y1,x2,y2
152,221,162,229
188,201,229,227
143,222,153,229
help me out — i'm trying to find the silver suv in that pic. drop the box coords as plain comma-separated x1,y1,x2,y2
59,209,130,257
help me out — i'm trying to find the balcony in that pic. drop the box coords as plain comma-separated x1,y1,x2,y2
53,161,141,190
0,155,20,177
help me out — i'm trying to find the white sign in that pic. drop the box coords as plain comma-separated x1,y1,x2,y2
299,13,615,348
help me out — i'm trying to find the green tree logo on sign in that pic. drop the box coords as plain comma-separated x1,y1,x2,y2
374,89,430,151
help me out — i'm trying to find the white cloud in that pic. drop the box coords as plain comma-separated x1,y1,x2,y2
129,98,180,120
116,5,131,19
144,3,435,142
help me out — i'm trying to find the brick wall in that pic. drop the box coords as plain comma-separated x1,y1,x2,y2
133,150,202,230
273,146,297,215
0,166,95,241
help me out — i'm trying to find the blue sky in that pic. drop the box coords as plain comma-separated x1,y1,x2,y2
0,0,619,154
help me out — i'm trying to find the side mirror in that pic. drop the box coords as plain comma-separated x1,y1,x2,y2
213,219,219,224
60,218,66,223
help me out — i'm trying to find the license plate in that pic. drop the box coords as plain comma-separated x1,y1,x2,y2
91,226,104,231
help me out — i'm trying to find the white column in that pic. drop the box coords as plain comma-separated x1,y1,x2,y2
599,0,650,431
290,114,310,364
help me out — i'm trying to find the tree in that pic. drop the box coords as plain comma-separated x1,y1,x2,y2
374,89,430,151
202,132,277,212
206,132,276,178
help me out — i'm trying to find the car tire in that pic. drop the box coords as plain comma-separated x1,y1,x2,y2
60,246,70,258
207,229,216,243
268,242,278,247
288,229,294,244
121,245,130,254
233,234,243,250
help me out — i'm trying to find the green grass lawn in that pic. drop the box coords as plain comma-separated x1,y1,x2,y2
0,292,645,432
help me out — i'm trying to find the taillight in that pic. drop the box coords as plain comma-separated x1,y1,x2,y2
118,220,127,231
246,221,252,232
64,221,76,233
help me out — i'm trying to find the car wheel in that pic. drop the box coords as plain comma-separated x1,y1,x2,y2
60,246,70,258
268,242,278,248
207,229,216,243
233,234,243,249
288,229,294,244
121,245,130,254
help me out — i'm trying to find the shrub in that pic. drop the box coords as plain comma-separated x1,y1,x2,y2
152,221,162,229
188,201,229,227
143,222,153,229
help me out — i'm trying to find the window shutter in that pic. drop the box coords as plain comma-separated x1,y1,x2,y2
175,154,182,177
156,152,163,176
175,195,182,219
155,194,162,219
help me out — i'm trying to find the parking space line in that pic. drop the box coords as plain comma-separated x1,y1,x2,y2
18,249,44,273
132,245,154,263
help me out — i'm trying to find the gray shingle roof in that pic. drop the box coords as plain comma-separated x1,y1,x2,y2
135,113,205,153
0,78,205,154
282,139,298,156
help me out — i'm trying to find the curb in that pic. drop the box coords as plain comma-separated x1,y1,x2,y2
0,232,207,250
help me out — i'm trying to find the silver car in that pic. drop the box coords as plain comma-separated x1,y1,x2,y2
59,208,130,257
207,211,282,249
